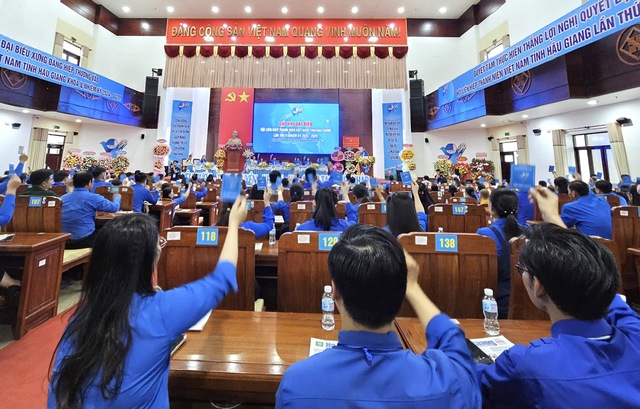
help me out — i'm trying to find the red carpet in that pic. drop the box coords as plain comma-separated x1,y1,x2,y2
0,308,74,409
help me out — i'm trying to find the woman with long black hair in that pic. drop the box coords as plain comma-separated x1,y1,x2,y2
48,197,247,409
375,182,428,237
296,183,357,231
477,188,526,319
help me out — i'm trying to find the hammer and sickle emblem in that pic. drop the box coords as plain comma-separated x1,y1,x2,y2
225,92,237,102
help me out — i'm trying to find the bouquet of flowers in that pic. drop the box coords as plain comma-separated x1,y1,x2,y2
331,149,345,162
62,152,82,170
257,161,269,169
400,147,415,161
214,148,226,160
153,160,164,170
357,155,376,167
343,150,356,162
82,156,97,170
408,163,417,171
333,162,344,172
203,161,215,169
434,159,453,175
242,147,255,159
454,163,472,180
152,144,171,157
96,158,113,172
111,155,130,173
283,162,294,170
345,162,357,174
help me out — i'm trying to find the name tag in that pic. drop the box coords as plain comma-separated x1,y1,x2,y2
297,234,310,244
452,205,467,215
297,204,306,210
415,236,428,246
435,234,458,252
167,231,181,241
367,204,375,210
121,188,128,192
196,227,219,246
110,187,119,194
620,211,629,217
434,206,443,213
319,233,340,251
29,197,42,207
48,200,56,207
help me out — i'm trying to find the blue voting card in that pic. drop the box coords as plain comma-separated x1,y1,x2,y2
400,172,412,185
257,177,267,190
370,177,378,187
196,228,219,246
70,169,76,177
307,174,314,185
479,177,486,184
548,165,555,172
8,164,14,175
119,173,125,182
510,164,536,192
29,197,42,207
568,166,576,175
381,203,387,214
453,204,467,215
154,175,161,183
220,173,242,203
435,234,458,252
246,200,254,210
597,172,603,179
186,165,194,173
330,171,343,185
318,233,341,251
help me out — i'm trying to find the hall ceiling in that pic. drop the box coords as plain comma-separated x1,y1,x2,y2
94,0,480,19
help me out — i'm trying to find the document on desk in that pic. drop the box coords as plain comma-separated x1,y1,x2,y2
189,310,212,331
309,337,338,356
275,215,284,224
255,243,263,252
469,335,514,360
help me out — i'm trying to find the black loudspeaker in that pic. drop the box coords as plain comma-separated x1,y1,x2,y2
410,79,424,98
410,96,427,132
424,137,429,143
142,76,159,126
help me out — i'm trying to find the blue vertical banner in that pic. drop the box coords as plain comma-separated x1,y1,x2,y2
169,100,193,163
382,103,403,174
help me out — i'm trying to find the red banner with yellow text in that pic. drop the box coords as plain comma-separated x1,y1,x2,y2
166,19,407,46
219,88,254,169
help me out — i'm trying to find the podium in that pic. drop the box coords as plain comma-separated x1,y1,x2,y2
225,150,243,173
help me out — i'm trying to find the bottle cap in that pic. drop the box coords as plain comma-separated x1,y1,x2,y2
484,288,493,296
324,285,332,293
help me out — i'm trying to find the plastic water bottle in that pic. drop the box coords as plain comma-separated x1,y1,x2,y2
438,227,444,233
482,288,500,335
269,228,276,245
321,285,335,331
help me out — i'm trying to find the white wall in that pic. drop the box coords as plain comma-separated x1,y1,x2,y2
527,100,640,182
0,0,58,52
412,129,490,177
0,110,33,170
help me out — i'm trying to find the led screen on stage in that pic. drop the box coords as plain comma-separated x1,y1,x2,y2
252,103,340,155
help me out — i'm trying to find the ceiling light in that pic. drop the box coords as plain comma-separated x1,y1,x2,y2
368,36,378,42
222,23,228,28
265,36,275,42
521,114,529,118
389,23,395,28
231,36,237,41
167,6,174,13
351,6,359,14
317,6,325,13
212,6,220,13
245,6,252,13
141,22,150,30
122,6,130,13
343,37,349,42
76,119,82,123
285,24,290,29
281,6,288,14
317,23,322,28
204,36,214,42
587,100,598,105
348,23,353,28
305,37,314,43
22,109,29,113
481,123,487,128
397,6,405,14
439,7,447,13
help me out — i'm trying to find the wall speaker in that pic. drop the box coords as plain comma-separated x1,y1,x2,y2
424,137,429,143
410,79,424,98
616,117,633,126
141,133,145,140
11,123,21,129
142,76,159,127
533,128,542,136
410,96,427,132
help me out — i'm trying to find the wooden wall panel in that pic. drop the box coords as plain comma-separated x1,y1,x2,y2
407,19,459,38
60,0,97,22
476,0,506,24
95,5,119,34
206,89,222,161
118,19,168,36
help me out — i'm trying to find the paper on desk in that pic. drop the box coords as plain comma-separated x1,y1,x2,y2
309,337,338,357
470,335,514,360
275,215,284,224
189,310,212,331
255,243,263,252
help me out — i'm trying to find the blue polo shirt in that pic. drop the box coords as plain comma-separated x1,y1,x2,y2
560,192,612,239
131,183,159,212
194,186,207,200
213,206,275,239
0,162,23,195
276,313,481,408
478,295,640,409
91,179,114,193
271,200,291,222
295,202,357,232
61,188,121,240
49,261,237,409
0,194,15,226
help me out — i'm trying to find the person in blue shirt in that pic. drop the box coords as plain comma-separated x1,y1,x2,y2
0,153,27,195
296,184,357,232
561,180,612,239
189,175,208,200
90,167,113,193
594,180,628,205
374,182,427,236
48,198,247,409
215,187,275,238
0,174,23,302
302,167,332,190
52,170,69,188
61,171,121,249
477,188,527,318
271,183,304,223
276,224,481,408
350,183,370,213
131,172,162,212
478,187,640,409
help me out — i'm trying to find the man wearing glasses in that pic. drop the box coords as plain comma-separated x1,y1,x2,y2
477,187,640,409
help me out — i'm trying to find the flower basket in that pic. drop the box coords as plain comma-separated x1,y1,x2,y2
111,156,130,173
152,144,171,157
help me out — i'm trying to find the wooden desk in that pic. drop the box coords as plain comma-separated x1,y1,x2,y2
95,211,130,227
629,248,640,289
0,233,70,339
196,201,216,226
394,317,552,354
175,208,201,226
255,238,278,267
149,200,175,231
169,310,343,403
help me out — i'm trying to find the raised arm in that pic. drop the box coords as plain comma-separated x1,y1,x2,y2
374,185,385,202
0,175,21,225
411,181,425,214
529,187,567,228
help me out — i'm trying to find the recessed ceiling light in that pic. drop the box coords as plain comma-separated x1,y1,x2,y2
397,6,405,14
390,23,395,28
122,6,130,13
244,6,252,13
281,6,288,14
343,36,349,42
265,36,275,42
351,6,359,14
317,23,322,28
439,6,447,13
141,22,150,30
317,6,325,13
285,24,290,29
76,119,82,123
480,123,487,128
348,23,353,28
211,6,220,13
167,6,174,13
305,37,314,43
368,36,378,42
587,100,598,105
521,114,529,118
22,109,29,113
